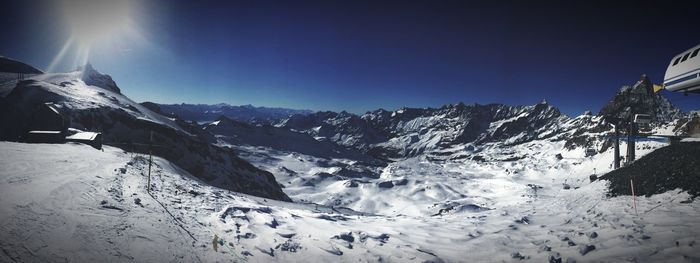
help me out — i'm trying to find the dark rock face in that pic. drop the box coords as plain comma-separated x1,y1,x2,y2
600,142,700,198
588,232,598,239
471,155,487,162
377,181,394,189
393,178,409,186
674,113,700,137
139,102,164,115
344,180,359,188
476,102,563,144
0,81,66,140
283,110,390,150
579,244,596,255
598,74,682,124
334,166,380,179
205,116,381,164
333,232,355,243
81,63,121,94
564,74,686,151
0,56,43,74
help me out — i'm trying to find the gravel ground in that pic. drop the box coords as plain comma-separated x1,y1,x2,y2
600,142,700,198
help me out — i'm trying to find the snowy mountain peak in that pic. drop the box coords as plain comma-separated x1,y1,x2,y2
80,62,121,94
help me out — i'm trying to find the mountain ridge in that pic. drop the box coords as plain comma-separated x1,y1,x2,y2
0,56,43,74
279,100,574,159
153,102,313,125
0,65,291,201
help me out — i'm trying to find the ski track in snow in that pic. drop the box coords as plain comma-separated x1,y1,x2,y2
1,141,700,262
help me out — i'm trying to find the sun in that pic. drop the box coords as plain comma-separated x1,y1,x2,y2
47,0,138,72
63,0,131,45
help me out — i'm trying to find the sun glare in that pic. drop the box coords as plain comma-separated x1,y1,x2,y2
63,0,131,45
47,0,138,72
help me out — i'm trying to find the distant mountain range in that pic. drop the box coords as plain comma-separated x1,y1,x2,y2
2,57,699,202
273,75,696,160
279,102,571,160
150,103,313,125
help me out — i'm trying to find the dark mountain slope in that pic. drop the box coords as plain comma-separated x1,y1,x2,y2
0,56,43,74
600,142,700,197
156,103,312,125
205,116,382,164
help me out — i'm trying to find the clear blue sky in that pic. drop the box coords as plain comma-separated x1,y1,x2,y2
1,0,699,116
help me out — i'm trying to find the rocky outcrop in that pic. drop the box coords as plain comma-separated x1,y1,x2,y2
674,112,700,137
600,142,700,197
598,74,683,124
81,63,121,94
564,74,687,150
282,111,390,150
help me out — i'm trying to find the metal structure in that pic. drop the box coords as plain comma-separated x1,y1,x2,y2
614,124,620,169
626,122,636,164
607,115,646,168
607,114,688,169
633,114,651,124
585,148,597,157
107,131,165,192
663,43,700,94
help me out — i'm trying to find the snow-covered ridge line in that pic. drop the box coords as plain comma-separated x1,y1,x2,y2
280,101,572,159
153,102,313,125
0,65,291,201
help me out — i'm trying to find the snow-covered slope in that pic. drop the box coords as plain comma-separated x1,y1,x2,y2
0,68,185,136
2,57,699,262
0,67,289,201
232,127,672,216
3,141,700,262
